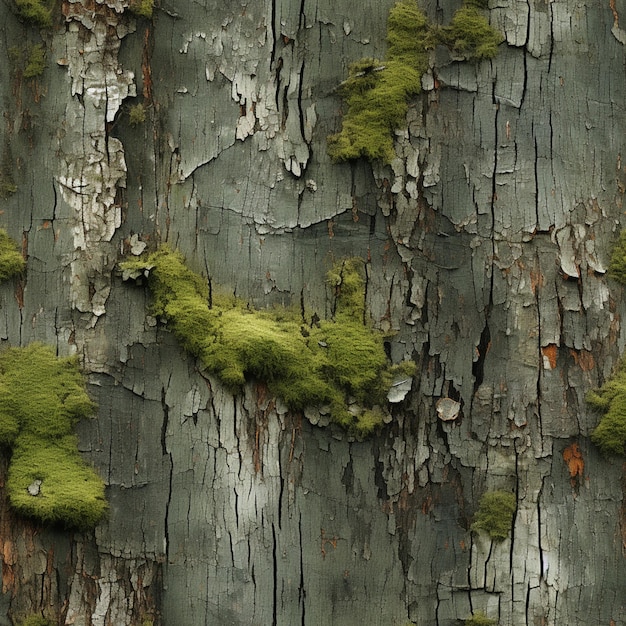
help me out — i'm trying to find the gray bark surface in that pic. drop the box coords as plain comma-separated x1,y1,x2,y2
1,0,626,624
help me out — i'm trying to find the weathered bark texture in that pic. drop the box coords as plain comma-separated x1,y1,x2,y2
1,0,626,624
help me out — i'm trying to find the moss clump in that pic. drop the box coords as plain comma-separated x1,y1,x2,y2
121,246,415,438
327,0,431,164
608,229,626,284
471,490,516,541
465,612,497,626
327,0,501,164
23,43,45,78
439,5,501,60
128,0,154,18
15,0,52,27
0,230,25,281
0,344,106,529
587,359,626,455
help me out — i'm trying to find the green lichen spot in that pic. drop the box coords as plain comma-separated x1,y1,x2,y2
471,490,516,541
129,103,147,126
587,359,626,455
0,230,25,281
121,246,415,438
0,344,106,529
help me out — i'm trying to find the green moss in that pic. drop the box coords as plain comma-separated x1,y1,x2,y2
608,229,626,284
471,490,516,541
327,0,501,164
129,103,147,126
586,359,626,455
0,230,25,281
23,43,45,78
327,0,430,164
121,246,414,438
128,0,154,18
439,6,502,60
465,612,497,626
15,0,52,27
18,616,54,626
0,344,106,529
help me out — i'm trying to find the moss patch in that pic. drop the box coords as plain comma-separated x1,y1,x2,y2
121,246,415,438
327,0,501,164
18,616,54,626
465,612,497,626
128,0,154,18
0,344,106,529
439,6,501,59
23,43,46,78
327,0,431,164
15,0,52,27
471,490,516,541
586,359,626,455
608,228,626,284
0,229,25,281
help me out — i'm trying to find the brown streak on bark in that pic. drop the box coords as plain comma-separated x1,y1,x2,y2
569,349,595,371
142,27,153,101
542,344,558,369
610,0,619,28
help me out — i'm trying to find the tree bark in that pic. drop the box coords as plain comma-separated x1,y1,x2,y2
1,0,626,624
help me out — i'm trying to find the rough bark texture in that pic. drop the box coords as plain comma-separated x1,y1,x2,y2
1,0,626,624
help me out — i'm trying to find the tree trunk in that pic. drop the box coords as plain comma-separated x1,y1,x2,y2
1,0,625,624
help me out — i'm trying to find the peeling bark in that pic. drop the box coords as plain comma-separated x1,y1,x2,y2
1,0,626,624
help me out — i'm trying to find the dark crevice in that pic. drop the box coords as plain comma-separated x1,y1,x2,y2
298,513,306,625
472,322,490,393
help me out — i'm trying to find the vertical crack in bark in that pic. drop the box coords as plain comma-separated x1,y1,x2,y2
472,322,491,394
272,522,278,626
298,512,306,625
161,384,172,561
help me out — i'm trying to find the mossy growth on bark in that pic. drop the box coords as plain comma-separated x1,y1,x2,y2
608,228,626,283
128,0,154,18
121,246,415,438
14,0,52,27
0,229,25,280
471,490,516,541
23,43,45,78
465,612,497,626
8,43,46,80
17,615,54,626
327,0,431,164
586,231,626,455
0,344,106,529
327,0,501,164
438,5,501,60
586,359,626,455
